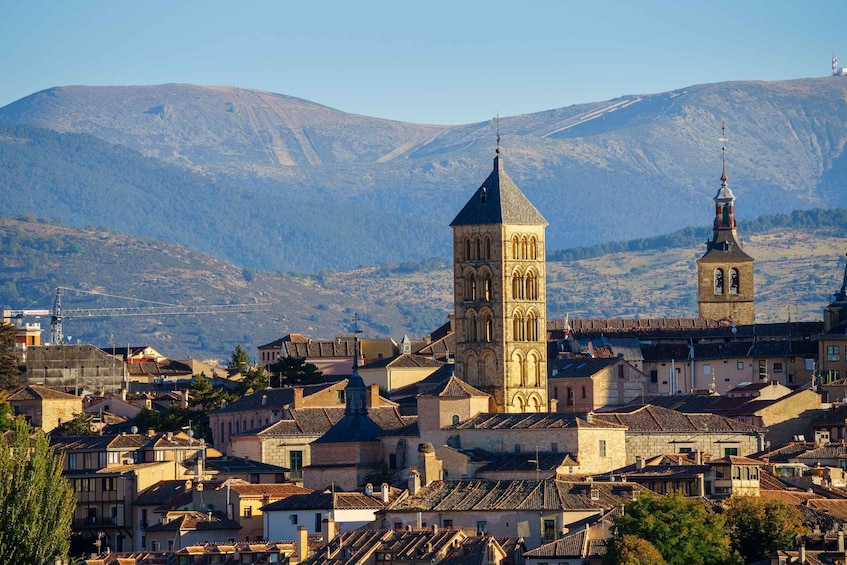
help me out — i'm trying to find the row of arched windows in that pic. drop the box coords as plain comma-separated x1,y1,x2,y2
464,270,493,301
465,311,494,343
714,268,740,295
511,235,539,260
463,236,492,261
512,311,540,341
512,270,539,300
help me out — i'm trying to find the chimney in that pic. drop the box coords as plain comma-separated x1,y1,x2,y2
635,456,644,470
298,525,309,562
365,483,374,497
147,428,156,437
293,387,304,408
181,390,189,409
695,450,702,465
799,542,806,564
839,530,844,553
322,517,336,544
418,442,442,486
549,398,558,412
697,473,706,498
121,388,127,402
261,394,267,406
367,384,380,409
409,470,421,495
381,483,390,503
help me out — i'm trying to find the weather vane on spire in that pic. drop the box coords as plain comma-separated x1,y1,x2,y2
719,121,728,180
495,114,500,154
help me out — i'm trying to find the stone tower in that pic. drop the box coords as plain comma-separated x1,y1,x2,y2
696,142,755,325
450,150,548,413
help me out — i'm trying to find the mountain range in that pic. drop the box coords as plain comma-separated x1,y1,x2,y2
1,79,847,273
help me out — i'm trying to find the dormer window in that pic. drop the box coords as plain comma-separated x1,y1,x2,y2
480,187,487,204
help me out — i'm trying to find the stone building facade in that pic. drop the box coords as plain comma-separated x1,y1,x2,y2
696,152,755,325
450,151,549,413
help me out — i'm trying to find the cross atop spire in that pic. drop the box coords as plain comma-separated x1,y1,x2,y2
495,114,501,154
719,121,728,182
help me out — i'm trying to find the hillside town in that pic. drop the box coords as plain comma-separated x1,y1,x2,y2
5,145,847,565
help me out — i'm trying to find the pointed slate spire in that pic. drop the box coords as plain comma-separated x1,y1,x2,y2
450,151,547,227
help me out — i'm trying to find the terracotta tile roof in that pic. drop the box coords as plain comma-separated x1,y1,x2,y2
301,529,472,565
798,445,847,460
524,528,588,558
387,479,648,512
550,318,823,341
549,357,619,379
135,480,189,506
257,408,345,436
422,375,488,398
143,510,241,532
257,333,310,349
9,384,80,401
447,412,625,431
598,404,762,432
361,353,445,370
223,482,312,497
210,382,337,414
477,452,578,474
261,490,390,512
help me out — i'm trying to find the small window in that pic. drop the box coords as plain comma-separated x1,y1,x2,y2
724,447,738,457
243,506,252,518
737,362,744,370
514,444,522,453
443,519,453,529
703,364,712,376
477,521,487,535
829,345,841,362
773,362,783,374
290,514,298,525
650,369,658,383
599,439,607,458
451,414,460,425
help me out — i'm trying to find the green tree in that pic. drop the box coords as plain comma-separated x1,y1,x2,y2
190,372,234,409
0,418,75,563
269,356,323,387
229,344,250,371
0,391,15,431
604,535,667,565
724,495,805,563
50,412,98,437
0,323,25,391
611,493,738,565
235,367,269,397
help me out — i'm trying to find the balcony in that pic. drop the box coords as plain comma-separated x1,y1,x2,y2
73,516,121,529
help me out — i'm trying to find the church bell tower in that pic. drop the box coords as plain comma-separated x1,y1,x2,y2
697,127,755,325
450,147,549,413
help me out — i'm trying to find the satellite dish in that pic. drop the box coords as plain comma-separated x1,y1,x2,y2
130,426,138,434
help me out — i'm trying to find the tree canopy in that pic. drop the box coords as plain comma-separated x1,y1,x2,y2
0,418,75,564
269,356,323,387
611,493,738,565
604,534,667,565
723,495,805,563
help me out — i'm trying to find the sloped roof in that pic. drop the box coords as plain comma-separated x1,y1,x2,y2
143,510,241,532
422,376,488,398
9,384,80,401
210,382,337,414
446,412,625,431
549,357,620,379
598,404,762,433
261,490,390,512
202,455,290,474
387,479,648,512
524,528,588,558
477,452,579,473
361,353,445,370
450,155,547,227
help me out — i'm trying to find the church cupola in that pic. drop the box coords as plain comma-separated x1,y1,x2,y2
696,125,755,326
344,338,368,415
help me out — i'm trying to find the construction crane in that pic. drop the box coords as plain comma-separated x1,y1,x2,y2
5,287,269,345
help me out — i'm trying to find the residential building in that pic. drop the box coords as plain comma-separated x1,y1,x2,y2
8,384,82,432
548,357,654,413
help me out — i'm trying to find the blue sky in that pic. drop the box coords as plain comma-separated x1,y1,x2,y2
1,0,843,124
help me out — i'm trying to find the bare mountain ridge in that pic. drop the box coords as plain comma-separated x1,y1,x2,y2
1,79,847,268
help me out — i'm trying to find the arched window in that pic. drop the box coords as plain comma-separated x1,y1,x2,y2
512,236,520,260
521,237,528,259
525,271,537,301
466,312,477,342
526,311,538,341
466,272,477,301
483,315,493,342
512,272,524,300
714,269,724,295
529,237,537,260
484,236,491,259
730,268,739,294
513,395,525,412
464,238,471,261
451,414,460,425
513,312,524,341
475,237,481,260
482,273,492,301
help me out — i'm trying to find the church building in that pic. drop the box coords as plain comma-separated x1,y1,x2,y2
450,149,549,413
696,145,755,325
